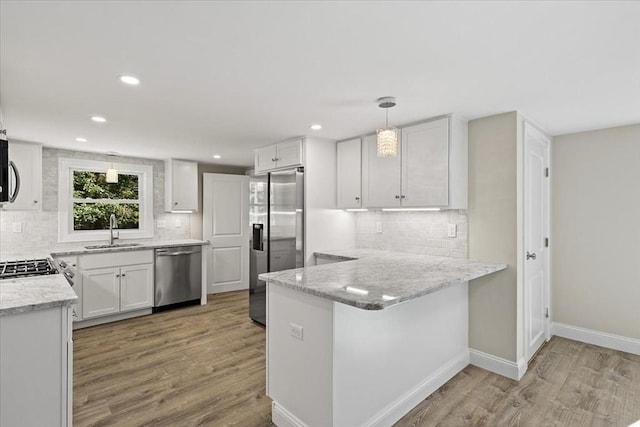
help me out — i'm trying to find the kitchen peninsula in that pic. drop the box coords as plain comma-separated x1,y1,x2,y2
260,249,506,427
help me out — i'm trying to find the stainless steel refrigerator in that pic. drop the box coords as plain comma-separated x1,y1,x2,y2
249,167,304,325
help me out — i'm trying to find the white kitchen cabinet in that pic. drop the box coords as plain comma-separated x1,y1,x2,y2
0,305,72,427
165,158,198,212
82,267,120,318
3,141,42,211
362,115,468,209
120,263,154,311
336,138,362,209
362,134,402,207
254,138,303,174
79,250,154,320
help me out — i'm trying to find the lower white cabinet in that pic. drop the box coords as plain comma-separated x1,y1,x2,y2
80,250,154,320
0,305,72,427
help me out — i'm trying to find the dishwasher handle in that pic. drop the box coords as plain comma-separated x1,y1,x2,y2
156,250,199,257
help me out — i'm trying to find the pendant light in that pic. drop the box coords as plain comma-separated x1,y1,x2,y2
376,96,398,157
106,152,118,183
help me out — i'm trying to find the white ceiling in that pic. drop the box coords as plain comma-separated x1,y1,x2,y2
1,1,638,167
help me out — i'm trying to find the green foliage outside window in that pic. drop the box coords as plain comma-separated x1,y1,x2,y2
73,171,141,230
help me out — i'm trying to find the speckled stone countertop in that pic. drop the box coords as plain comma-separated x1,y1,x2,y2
0,274,77,316
49,239,208,257
259,249,507,310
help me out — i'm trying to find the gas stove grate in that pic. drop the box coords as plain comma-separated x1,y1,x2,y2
0,258,58,279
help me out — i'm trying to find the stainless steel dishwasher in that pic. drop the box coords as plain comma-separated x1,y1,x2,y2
154,245,202,310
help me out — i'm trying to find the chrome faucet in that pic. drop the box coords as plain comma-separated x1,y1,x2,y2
109,214,119,245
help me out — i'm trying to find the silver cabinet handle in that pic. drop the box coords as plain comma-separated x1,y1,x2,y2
400,195,406,199
395,195,400,199
355,196,360,201
526,251,537,260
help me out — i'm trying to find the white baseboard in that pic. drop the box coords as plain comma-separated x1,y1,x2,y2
272,401,308,427
366,349,470,427
207,282,248,294
469,348,527,380
552,322,640,356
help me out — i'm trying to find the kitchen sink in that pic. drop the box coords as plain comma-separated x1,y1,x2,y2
84,243,143,250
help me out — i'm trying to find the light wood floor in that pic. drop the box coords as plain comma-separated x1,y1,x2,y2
73,291,640,426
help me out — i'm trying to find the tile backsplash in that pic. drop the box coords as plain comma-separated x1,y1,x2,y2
0,147,191,258
355,210,468,258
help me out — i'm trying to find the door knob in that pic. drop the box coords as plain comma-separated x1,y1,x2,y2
526,251,537,260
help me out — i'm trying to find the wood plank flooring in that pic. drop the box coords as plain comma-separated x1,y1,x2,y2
73,291,640,426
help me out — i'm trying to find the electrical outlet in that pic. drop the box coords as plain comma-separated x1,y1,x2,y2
174,219,181,228
289,323,303,341
157,220,166,228
12,222,22,233
376,222,383,234
447,224,457,238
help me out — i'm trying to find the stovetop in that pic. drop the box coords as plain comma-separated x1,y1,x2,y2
0,258,59,280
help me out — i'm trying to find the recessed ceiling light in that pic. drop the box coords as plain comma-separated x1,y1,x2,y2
91,116,107,123
75,137,87,142
310,124,322,130
212,154,222,159
119,75,140,86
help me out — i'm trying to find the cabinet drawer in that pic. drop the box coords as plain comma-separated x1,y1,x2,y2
80,250,153,270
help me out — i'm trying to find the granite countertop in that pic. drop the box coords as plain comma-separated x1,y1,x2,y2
259,249,507,310
0,274,77,316
50,239,208,257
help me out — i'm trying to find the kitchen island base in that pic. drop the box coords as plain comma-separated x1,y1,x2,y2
267,281,470,427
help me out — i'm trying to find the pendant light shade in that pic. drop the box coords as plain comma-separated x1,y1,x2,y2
105,152,118,183
376,97,398,157
106,168,118,183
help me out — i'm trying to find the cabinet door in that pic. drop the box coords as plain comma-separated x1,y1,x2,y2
5,142,42,211
120,263,154,312
276,139,303,169
254,145,277,174
171,159,198,211
361,134,401,207
336,138,362,208
401,118,449,207
82,267,120,319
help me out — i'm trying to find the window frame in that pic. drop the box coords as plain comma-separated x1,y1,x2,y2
58,158,154,242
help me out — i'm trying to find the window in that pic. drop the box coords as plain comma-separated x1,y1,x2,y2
59,158,154,242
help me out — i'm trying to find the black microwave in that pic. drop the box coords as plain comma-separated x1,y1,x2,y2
0,136,20,203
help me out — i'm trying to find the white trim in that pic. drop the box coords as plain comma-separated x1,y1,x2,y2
58,158,154,242
365,350,470,427
552,322,640,356
272,401,308,427
72,308,152,329
469,348,527,380
207,282,248,294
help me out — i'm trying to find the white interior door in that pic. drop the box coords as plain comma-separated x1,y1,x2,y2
524,122,550,361
203,173,249,294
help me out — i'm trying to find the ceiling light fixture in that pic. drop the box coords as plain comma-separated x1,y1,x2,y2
105,152,118,183
91,116,107,123
376,96,398,157
119,75,140,86
310,124,322,131
212,154,222,159
75,137,87,142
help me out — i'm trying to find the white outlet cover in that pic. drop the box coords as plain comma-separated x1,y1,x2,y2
157,220,166,228
289,323,303,341
11,222,22,233
174,219,181,228
448,224,457,238
376,222,383,234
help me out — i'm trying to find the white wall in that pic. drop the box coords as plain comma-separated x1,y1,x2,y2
0,146,191,259
304,137,355,265
354,210,468,258
468,111,519,362
551,124,640,340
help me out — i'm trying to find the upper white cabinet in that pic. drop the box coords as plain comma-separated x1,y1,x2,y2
362,115,468,209
254,138,303,174
3,142,42,211
336,138,363,209
165,159,198,212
